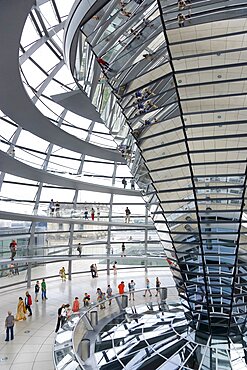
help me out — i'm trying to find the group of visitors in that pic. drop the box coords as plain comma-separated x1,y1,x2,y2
84,207,100,221
34,279,48,301
49,199,60,217
122,177,135,190
5,272,163,341
48,201,103,221
5,284,47,339
117,277,161,299
133,88,157,116
177,0,192,27
55,303,72,333
117,280,135,299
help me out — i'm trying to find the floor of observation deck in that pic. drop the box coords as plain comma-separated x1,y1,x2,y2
0,263,173,370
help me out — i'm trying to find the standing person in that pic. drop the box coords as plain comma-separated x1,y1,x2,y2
14,263,19,275
9,263,14,277
77,243,82,257
84,208,89,220
94,264,98,277
121,242,126,257
128,280,136,300
83,293,91,307
90,264,95,278
25,291,32,316
55,304,65,333
65,304,72,320
9,239,17,261
118,281,125,294
59,267,66,282
96,288,105,309
91,208,95,221
122,177,127,188
41,278,47,300
106,284,113,305
177,13,186,27
16,297,26,321
72,297,80,313
97,57,112,71
155,277,161,297
49,199,55,216
61,305,67,327
125,207,131,223
5,311,15,341
178,0,186,10
143,278,152,297
130,178,135,190
97,207,100,221
34,281,40,302
55,201,60,217
113,261,117,275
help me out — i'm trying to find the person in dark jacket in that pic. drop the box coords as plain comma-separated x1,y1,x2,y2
55,304,65,333
5,311,15,341
35,281,40,302
25,291,32,316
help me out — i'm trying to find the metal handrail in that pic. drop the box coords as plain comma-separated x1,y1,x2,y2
69,286,176,369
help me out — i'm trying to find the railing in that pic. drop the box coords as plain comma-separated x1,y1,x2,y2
0,199,152,223
53,286,178,370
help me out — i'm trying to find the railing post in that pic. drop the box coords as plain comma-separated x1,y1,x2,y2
79,338,90,361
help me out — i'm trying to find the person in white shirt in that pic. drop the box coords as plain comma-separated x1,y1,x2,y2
128,280,136,300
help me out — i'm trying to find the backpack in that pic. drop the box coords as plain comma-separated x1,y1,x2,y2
28,295,32,306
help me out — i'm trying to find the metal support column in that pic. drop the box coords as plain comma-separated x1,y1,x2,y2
68,121,95,280
144,203,149,273
27,262,32,288
106,163,117,275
